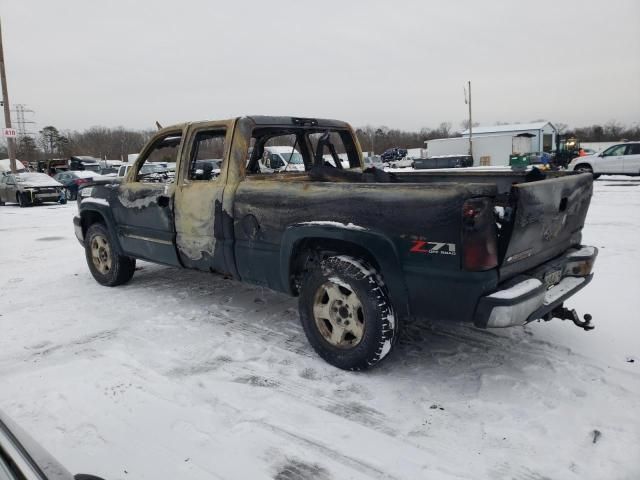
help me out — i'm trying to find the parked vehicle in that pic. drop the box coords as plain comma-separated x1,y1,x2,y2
74,115,598,370
412,155,474,169
117,162,173,179
567,142,640,177
69,156,102,172
0,158,28,174
363,155,383,169
388,157,414,169
381,147,408,163
54,170,101,200
0,409,105,479
259,146,305,172
0,172,64,207
192,159,222,180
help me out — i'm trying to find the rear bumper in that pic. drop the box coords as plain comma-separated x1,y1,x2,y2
474,245,597,328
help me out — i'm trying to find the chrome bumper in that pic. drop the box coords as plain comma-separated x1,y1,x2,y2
474,246,598,328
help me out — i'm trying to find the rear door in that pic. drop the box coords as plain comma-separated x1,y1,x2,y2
499,173,593,280
173,120,234,272
623,143,640,175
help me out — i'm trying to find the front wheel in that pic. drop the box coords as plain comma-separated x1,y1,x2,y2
85,223,136,286
298,255,398,370
574,164,597,178
17,192,30,208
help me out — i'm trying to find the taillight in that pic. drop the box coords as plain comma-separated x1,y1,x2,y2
462,197,498,271
74,178,90,185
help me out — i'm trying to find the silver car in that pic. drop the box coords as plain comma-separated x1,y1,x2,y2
0,172,64,207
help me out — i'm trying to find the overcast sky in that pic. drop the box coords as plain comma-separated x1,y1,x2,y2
2,0,639,133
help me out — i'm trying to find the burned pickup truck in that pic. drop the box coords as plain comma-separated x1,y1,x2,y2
73,116,597,370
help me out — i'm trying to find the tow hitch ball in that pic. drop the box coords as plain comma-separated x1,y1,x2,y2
551,305,594,331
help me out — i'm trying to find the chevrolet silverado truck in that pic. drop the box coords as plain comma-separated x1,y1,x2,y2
73,116,598,370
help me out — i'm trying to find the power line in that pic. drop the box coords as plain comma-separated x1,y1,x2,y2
12,103,36,137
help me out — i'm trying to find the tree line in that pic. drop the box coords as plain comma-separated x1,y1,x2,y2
2,120,638,161
7,126,155,163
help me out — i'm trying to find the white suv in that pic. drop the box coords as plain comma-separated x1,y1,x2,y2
568,142,640,177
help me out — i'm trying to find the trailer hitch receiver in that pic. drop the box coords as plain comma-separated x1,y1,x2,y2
551,305,594,331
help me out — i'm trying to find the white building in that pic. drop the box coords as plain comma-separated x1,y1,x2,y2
462,121,558,153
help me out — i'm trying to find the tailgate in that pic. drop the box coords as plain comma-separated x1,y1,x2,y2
499,172,593,280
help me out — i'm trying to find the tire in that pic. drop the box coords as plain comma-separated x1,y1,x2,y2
66,188,77,201
17,192,30,208
574,164,596,177
84,223,136,286
298,255,398,370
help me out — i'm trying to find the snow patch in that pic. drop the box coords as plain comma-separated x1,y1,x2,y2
327,276,351,290
81,197,110,207
488,278,542,300
297,221,366,231
334,255,375,277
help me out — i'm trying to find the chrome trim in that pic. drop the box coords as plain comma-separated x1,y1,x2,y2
124,233,173,245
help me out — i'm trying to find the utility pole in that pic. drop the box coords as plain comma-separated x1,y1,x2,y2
466,80,473,158
0,18,17,172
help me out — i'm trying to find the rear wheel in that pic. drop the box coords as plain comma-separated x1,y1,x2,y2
85,223,136,286
298,255,398,370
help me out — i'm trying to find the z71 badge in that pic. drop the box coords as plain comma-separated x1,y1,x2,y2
410,240,457,256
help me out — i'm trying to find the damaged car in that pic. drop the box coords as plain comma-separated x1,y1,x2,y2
0,172,65,207
73,116,598,370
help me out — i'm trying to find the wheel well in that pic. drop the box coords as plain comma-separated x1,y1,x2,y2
81,210,106,237
574,163,592,171
289,237,382,295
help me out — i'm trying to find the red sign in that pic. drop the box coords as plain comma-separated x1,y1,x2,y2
2,128,17,138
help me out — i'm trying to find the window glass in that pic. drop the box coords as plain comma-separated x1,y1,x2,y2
625,144,640,155
603,145,626,156
188,130,226,181
135,133,182,183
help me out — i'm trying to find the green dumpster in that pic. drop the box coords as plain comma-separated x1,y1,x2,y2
509,154,529,167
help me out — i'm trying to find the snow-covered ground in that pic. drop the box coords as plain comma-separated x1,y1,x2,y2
1,177,639,480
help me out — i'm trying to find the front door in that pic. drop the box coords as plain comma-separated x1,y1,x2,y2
173,120,234,272
111,128,184,266
596,144,626,174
